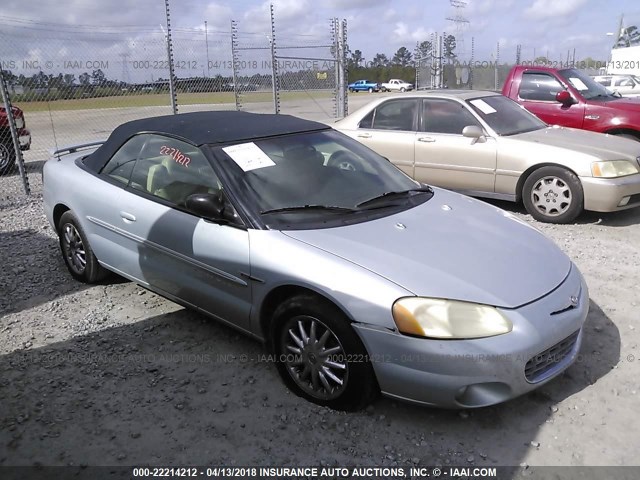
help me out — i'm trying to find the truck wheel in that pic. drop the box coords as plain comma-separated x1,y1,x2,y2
522,166,583,224
271,294,378,411
368,87,374,93
349,88,355,93
400,87,406,92
0,141,16,175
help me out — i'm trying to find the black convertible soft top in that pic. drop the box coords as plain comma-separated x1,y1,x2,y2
84,111,329,172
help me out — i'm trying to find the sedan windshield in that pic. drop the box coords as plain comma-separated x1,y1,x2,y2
558,68,616,100
213,130,429,225
466,95,547,136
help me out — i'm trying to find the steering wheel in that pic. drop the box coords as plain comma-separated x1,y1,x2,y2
327,150,365,171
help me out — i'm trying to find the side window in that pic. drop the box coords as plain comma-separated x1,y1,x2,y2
615,77,633,87
422,99,481,134
130,134,221,206
519,72,564,101
365,99,418,131
100,135,147,185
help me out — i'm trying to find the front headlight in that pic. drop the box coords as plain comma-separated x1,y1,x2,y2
392,297,512,339
591,160,639,178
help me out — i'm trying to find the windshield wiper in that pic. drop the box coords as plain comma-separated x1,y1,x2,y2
356,186,433,208
260,204,358,215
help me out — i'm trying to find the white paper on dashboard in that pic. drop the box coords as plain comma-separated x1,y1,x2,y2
469,99,497,114
222,142,276,171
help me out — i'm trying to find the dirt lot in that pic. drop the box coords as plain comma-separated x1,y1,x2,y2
1,103,639,477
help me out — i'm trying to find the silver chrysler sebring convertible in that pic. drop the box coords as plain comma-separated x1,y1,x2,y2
43,111,588,410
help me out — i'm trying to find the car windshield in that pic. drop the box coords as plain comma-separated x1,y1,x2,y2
466,95,547,136
212,129,429,225
558,68,616,100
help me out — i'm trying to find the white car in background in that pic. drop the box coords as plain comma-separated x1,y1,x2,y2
381,79,414,92
592,75,640,97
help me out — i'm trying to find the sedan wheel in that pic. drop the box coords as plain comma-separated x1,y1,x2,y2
522,166,583,224
58,211,108,283
272,294,378,411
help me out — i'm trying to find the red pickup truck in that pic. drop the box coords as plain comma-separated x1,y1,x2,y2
502,65,640,141
0,106,31,175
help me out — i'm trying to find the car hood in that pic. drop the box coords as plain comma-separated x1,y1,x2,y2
283,189,571,309
515,126,640,160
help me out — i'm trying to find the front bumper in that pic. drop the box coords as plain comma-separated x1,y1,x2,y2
353,264,588,408
581,174,640,212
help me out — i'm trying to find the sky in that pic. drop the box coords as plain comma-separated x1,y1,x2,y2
0,0,639,82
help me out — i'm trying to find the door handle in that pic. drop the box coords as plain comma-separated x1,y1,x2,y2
357,133,372,138
417,137,436,143
120,211,136,223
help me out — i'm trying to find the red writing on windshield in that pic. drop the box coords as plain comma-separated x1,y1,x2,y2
160,145,191,167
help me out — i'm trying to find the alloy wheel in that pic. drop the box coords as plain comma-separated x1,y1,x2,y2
280,315,348,401
530,176,572,217
62,223,87,274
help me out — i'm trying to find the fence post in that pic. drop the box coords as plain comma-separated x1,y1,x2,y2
0,66,30,195
495,41,500,91
230,20,242,111
269,3,280,114
339,19,348,117
163,0,178,114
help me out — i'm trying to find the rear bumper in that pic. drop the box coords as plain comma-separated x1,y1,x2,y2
581,174,640,212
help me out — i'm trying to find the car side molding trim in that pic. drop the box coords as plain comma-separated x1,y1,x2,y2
87,216,248,287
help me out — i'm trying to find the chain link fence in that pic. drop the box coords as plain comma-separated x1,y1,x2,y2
0,6,348,196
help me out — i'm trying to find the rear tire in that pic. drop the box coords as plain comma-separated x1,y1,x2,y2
58,211,108,283
0,141,16,175
522,166,583,224
271,294,378,411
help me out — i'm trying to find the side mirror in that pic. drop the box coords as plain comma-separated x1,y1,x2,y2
462,125,486,144
555,90,573,105
185,192,239,223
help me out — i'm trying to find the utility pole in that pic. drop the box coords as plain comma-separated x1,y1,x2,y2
205,20,210,77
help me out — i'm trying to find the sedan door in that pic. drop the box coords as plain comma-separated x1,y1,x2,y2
413,98,497,194
103,134,252,331
348,98,419,177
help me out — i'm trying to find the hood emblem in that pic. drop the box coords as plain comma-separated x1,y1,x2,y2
395,222,406,230
570,295,579,307
441,204,452,211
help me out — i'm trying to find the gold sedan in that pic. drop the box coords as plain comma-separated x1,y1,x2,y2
334,91,640,223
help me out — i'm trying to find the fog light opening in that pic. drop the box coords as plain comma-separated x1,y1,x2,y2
618,196,630,207
454,382,512,408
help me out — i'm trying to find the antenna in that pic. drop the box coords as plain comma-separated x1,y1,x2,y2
445,0,469,59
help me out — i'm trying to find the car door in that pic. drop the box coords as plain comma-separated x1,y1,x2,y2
104,133,252,330
413,98,497,193
351,98,419,177
516,71,585,128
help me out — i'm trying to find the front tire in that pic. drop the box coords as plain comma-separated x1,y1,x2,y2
522,166,583,223
58,211,108,283
368,87,374,93
613,133,640,142
271,294,378,411
0,141,16,175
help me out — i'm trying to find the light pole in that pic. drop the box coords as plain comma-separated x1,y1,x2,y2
205,20,210,77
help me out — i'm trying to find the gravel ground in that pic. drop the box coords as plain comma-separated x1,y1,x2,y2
1,149,639,474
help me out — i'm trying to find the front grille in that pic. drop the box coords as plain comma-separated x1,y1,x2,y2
525,330,580,383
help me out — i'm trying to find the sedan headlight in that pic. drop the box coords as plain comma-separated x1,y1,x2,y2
591,160,639,178
392,297,512,339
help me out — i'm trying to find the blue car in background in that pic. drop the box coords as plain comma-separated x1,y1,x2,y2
348,79,380,93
